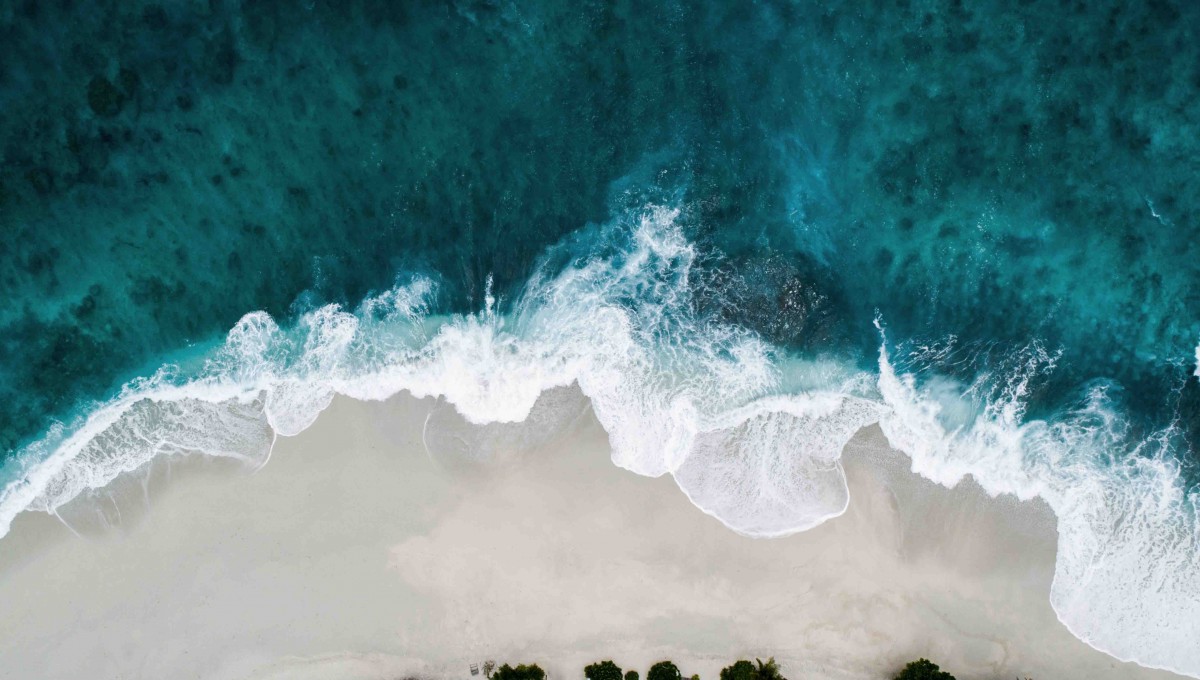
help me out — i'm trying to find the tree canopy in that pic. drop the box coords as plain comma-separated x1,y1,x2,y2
493,664,546,680
720,661,757,680
894,658,956,680
754,658,784,680
586,660,624,680
624,671,639,680
647,661,682,680
719,658,785,680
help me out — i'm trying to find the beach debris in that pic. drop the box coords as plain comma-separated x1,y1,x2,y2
471,663,480,676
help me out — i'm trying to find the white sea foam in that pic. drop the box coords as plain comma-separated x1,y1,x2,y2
674,394,883,537
1,207,1198,678
876,322,1200,677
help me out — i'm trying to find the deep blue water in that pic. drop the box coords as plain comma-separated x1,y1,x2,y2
2,0,1200,674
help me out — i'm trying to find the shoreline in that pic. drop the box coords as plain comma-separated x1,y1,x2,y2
0,389,1187,680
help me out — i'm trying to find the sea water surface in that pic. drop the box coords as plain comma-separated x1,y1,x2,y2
2,1,1199,677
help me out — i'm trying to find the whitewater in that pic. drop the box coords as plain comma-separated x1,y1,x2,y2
1,207,1197,678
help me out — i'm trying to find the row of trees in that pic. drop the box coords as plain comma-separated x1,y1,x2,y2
490,656,957,680
582,658,786,680
894,659,956,680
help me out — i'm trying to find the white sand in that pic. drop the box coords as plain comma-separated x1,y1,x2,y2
0,389,1186,680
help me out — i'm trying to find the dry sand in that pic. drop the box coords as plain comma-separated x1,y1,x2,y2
0,389,1186,680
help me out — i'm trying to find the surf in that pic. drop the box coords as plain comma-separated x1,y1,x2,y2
1,206,1197,678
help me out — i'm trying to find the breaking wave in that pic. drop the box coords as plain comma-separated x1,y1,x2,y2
1,207,1197,677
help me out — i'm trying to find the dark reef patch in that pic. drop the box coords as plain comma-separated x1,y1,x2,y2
86,76,125,117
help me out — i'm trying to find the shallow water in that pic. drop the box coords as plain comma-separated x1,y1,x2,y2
2,0,1200,677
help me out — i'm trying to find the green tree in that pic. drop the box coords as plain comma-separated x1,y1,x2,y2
586,661,624,680
624,671,639,680
720,658,786,680
720,661,757,680
894,658,955,680
647,661,682,680
493,663,546,680
755,658,784,680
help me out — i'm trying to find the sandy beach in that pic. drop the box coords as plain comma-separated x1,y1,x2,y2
0,388,1185,680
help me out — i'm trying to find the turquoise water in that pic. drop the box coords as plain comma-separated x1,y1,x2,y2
2,0,1200,675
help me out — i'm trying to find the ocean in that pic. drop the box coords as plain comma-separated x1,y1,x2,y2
1,0,1198,676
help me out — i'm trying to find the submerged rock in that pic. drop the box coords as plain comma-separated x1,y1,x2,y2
86,76,124,118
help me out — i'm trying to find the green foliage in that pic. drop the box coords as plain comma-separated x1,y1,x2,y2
720,658,785,680
493,663,546,680
586,661,624,680
894,658,955,680
647,661,682,680
624,672,639,680
755,658,784,680
720,661,757,680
